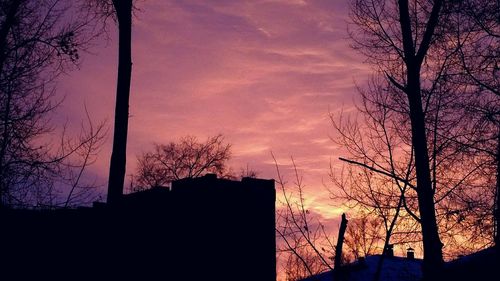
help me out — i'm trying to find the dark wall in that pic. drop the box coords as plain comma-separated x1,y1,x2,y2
1,174,276,281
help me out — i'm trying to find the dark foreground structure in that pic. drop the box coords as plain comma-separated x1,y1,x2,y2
444,246,500,281
299,250,422,281
1,174,276,281
300,246,500,281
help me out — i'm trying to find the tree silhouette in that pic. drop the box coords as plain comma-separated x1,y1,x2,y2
274,156,335,278
347,0,472,278
331,69,497,252
131,135,231,190
0,0,105,207
389,2,444,275
343,213,384,260
453,0,500,246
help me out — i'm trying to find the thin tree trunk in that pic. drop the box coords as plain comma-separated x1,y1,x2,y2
334,213,348,281
373,194,404,281
107,0,133,204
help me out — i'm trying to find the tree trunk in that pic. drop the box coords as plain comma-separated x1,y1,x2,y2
407,70,444,279
107,0,133,204
397,0,444,279
333,213,348,281
374,195,404,281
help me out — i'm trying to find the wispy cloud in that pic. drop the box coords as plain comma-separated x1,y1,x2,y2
57,0,371,217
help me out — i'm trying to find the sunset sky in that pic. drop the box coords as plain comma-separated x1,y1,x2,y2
58,0,371,219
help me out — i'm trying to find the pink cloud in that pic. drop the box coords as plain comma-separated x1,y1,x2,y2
56,0,371,214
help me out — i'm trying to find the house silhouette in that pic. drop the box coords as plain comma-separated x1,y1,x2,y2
299,250,422,281
1,174,276,281
444,246,499,281
299,245,500,281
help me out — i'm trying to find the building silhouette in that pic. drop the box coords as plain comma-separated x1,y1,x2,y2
2,174,276,281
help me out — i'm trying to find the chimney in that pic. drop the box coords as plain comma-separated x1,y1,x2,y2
407,247,415,259
203,173,218,180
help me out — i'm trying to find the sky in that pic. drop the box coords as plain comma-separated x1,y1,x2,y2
58,0,372,220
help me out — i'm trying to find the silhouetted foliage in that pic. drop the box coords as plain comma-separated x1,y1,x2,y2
131,135,232,191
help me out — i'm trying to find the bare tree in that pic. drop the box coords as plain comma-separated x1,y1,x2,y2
330,73,495,257
274,156,335,279
346,1,479,277
330,113,418,281
61,108,107,207
343,212,383,259
131,135,231,190
0,0,106,207
274,155,387,280
339,1,500,277
282,245,326,281
276,2,496,279
275,155,421,281
452,0,500,246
